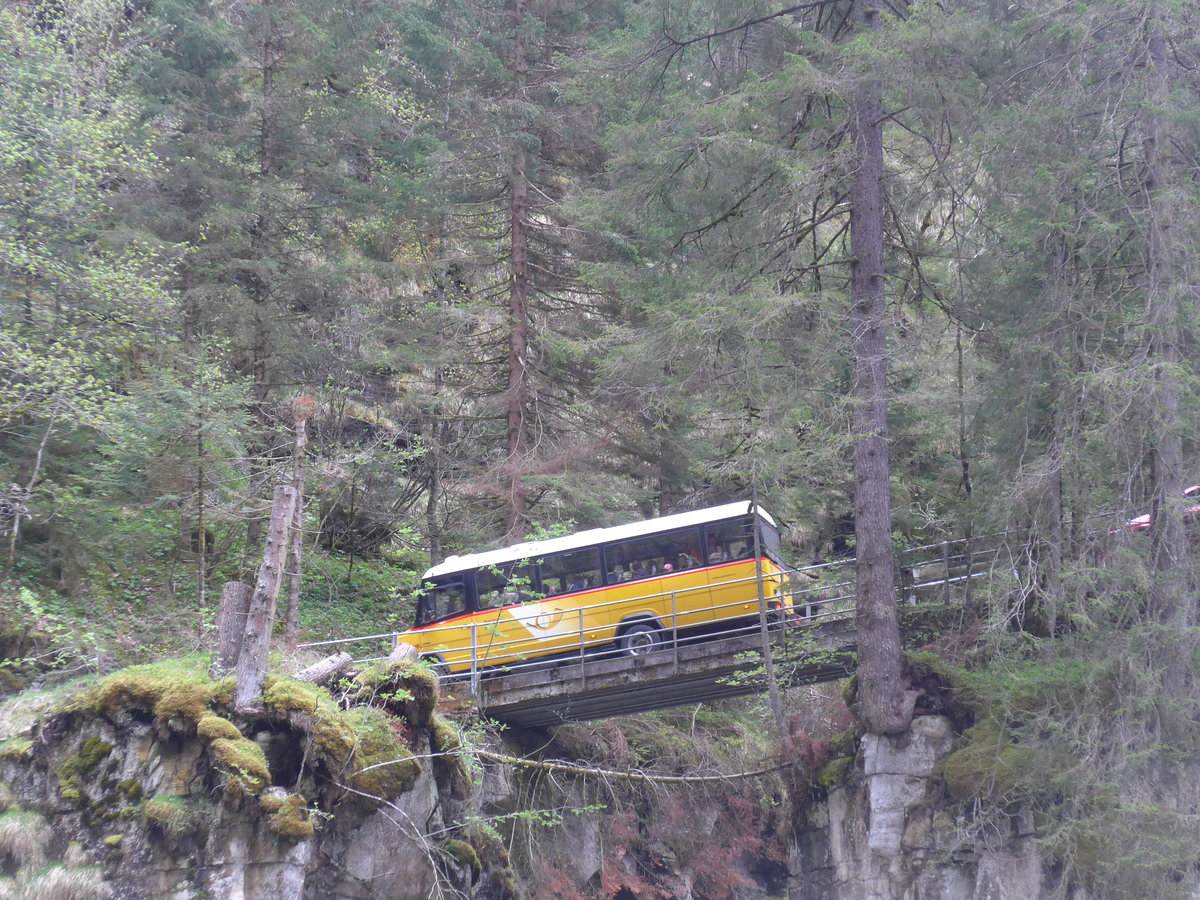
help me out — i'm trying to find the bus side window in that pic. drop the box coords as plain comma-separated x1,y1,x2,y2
417,581,466,625
540,548,601,596
477,563,533,607
607,526,702,582
704,519,752,563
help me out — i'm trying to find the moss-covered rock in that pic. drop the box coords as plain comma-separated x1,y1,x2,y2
0,739,31,762
209,737,270,795
341,707,418,799
266,793,314,841
444,838,481,879
429,714,461,755
816,756,854,788
55,736,113,805
69,657,232,726
904,652,984,731
196,714,242,742
261,677,321,715
351,660,438,724
939,719,1035,802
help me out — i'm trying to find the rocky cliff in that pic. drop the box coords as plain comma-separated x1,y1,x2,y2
0,656,515,899
1,656,1185,900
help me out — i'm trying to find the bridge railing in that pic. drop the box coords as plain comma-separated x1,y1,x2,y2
297,532,1010,690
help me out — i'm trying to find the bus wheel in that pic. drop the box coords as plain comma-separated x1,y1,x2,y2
426,655,449,681
620,623,661,657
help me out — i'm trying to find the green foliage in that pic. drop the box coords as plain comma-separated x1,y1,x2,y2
0,586,98,680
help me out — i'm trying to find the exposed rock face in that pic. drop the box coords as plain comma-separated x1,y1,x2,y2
791,715,1041,900
0,662,516,900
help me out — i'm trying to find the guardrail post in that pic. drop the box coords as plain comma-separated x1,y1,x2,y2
941,540,951,605
470,623,479,700
670,591,678,675
578,609,586,692
964,535,975,606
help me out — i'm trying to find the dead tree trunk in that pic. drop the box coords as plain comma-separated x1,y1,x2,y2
210,581,252,679
234,485,297,711
293,651,353,686
284,396,314,652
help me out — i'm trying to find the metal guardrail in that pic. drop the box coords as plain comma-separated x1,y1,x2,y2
298,532,1009,697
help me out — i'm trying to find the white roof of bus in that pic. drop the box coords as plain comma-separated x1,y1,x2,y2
422,500,775,581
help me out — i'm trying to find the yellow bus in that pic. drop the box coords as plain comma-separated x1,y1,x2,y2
396,501,793,676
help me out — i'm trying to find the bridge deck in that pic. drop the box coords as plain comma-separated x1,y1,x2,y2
455,617,858,728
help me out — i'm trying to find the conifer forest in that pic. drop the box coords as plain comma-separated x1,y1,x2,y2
3,0,1200,897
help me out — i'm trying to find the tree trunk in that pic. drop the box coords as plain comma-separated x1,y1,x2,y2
244,5,279,554
234,485,297,711
848,1,912,736
504,0,532,537
1143,10,1188,626
211,581,252,679
284,402,311,653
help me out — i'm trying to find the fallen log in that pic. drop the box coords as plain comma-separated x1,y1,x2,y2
293,651,354,686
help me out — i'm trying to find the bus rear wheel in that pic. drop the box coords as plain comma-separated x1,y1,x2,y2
620,622,661,657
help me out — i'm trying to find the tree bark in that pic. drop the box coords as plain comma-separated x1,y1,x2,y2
504,0,532,537
284,400,311,653
293,651,353,686
244,3,280,553
848,1,912,736
234,485,297,711
1143,9,1189,626
211,581,252,679
388,641,420,666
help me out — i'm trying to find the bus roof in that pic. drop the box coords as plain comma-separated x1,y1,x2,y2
422,500,776,581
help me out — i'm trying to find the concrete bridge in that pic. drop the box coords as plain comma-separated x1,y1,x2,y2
462,616,859,728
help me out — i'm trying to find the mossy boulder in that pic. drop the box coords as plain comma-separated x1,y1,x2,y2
0,739,32,762
341,706,419,799
350,660,438,724
444,838,481,879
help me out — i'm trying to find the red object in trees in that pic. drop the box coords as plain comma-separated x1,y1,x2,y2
1117,485,1200,532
